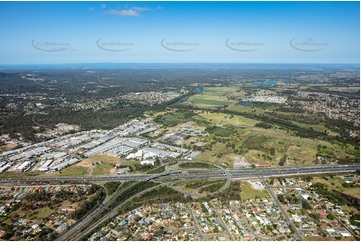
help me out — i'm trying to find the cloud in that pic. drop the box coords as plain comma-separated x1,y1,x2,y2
132,7,150,11
104,6,153,17
105,9,139,16
88,7,95,11
101,4,106,9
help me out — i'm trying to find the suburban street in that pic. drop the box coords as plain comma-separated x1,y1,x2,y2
52,164,360,240
0,163,358,241
262,177,304,241
56,173,179,241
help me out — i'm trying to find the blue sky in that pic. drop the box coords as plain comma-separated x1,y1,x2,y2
0,1,359,64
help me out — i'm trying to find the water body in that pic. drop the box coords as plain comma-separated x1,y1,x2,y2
252,81,278,86
239,101,252,106
194,86,202,93
170,86,203,106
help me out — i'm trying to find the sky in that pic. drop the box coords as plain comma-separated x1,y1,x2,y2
0,1,359,64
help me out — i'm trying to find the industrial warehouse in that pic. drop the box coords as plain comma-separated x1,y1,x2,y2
0,119,190,174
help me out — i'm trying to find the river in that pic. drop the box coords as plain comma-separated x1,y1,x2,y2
170,86,203,106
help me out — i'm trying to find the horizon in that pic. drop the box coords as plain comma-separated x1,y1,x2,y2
0,62,360,70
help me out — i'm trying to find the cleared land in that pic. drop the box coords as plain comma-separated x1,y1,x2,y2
312,176,360,199
184,86,241,108
58,153,118,177
177,85,359,167
240,181,270,200
193,111,355,167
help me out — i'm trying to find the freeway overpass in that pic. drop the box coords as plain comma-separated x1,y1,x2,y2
2,163,355,241
0,164,359,184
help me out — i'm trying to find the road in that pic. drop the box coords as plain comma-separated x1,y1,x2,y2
262,178,304,241
189,209,205,241
215,208,235,241
302,186,358,238
1,164,358,184
56,173,179,241
1,164,358,240
71,182,171,241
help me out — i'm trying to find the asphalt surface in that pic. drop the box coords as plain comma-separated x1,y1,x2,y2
71,183,171,241
56,173,179,241
262,178,304,241
1,164,358,241
1,164,358,184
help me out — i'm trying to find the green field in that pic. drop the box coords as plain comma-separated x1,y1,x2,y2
194,111,259,127
154,109,196,126
59,166,89,176
240,181,270,200
184,86,241,108
200,181,226,193
191,107,358,167
179,85,358,167
0,171,43,179
93,163,117,176
146,166,165,174
312,176,360,199
154,85,357,168
33,206,53,219
59,153,119,176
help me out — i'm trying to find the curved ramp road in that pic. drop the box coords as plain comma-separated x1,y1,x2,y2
55,172,179,241
71,182,172,241
179,160,232,192
0,164,357,241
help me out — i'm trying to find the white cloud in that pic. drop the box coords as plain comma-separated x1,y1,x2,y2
101,4,106,9
132,7,150,12
104,6,155,17
105,9,139,16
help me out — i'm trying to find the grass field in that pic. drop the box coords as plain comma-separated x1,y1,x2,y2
194,111,259,127
0,171,43,179
312,176,360,199
91,154,118,175
146,166,165,174
184,86,240,108
200,181,226,193
33,206,53,219
161,85,358,167
154,109,196,127
59,166,89,177
93,163,117,176
57,153,118,176
194,110,357,167
195,143,235,167
240,181,270,200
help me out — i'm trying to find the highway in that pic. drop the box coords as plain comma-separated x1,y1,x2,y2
56,172,180,241
0,164,357,241
70,182,174,241
0,164,358,184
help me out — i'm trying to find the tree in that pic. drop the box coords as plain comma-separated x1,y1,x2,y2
310,212,320,222
327,213,335,220
279,155,287,166
270,148,276,156
278,194,287,204
301,199,312,210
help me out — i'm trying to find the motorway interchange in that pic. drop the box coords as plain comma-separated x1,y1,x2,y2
1,163,359,241
0,163,359,184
